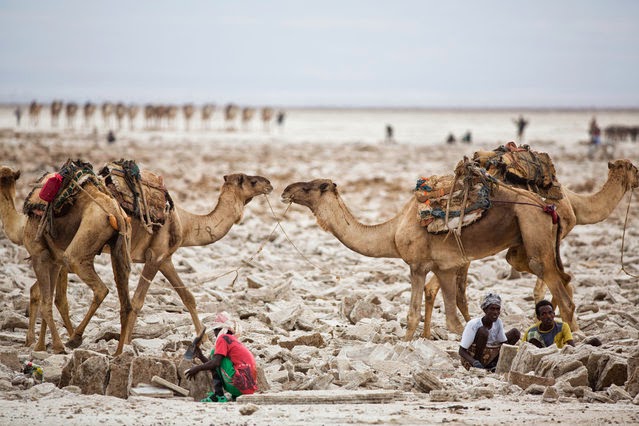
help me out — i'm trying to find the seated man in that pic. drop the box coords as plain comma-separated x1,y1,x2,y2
523,300,575,349
185,312,258,402
459,293,521,371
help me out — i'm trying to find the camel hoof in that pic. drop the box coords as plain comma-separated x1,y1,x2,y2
52,345,67,354
66,335,83,349
34,344,46,352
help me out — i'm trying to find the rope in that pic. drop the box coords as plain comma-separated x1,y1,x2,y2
266,197,340,280
620,189,638,278
189,195,292,286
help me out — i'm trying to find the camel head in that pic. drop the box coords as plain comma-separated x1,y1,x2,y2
608,159,639,191
281,179,337,209
0,166,21,198
222,173,273,204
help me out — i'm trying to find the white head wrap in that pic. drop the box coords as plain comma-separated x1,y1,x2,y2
480,293,502,311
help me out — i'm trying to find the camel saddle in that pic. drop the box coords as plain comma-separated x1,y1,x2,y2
414,172,492,234
23,159,104,218
472,142,563,200
99,159,173,228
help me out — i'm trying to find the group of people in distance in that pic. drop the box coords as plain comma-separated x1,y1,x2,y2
186,294,572,403
459,293,574,372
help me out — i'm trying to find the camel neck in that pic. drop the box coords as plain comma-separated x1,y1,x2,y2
313,193,403,258
566,171,628,225
177,190,245,247
0,188,26,244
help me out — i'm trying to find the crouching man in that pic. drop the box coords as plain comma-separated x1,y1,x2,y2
185,312,258,402
459,293,521,372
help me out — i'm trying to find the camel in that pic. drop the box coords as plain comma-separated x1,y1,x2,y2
241,107,256,131
115,103,126,130
201,104,215,130
127,104,139,130
27,169,273,347
281,178,575,340
29,101,42,128
261,107,274,131
0,164,133,354
65,103,78,129
183,104,195,131
102,102,114,129
83,102,96,129
224,104,239,131
144,104,155,129
50,100,63,128
421,159,639,338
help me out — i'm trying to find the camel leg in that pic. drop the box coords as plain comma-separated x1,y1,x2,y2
454,264,471,321
405,265,427,341
422,275,438,339
31,251,65,353
63,255,109,349
518,212,577,331
159,260,204,335
434,268,465,335
533,278,547,303
422,264,470,339
54,269,74,335
123,260,161,345
110,236,132,356
26,281,40,346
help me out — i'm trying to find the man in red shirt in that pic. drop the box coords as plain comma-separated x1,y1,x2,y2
185,312,258,402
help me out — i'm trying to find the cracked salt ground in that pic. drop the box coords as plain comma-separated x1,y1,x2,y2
0,113,638,424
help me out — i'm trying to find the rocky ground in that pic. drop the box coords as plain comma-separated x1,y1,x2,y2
0,129,638,425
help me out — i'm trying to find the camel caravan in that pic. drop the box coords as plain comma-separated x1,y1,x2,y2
1,142,637,361
21,100,279,133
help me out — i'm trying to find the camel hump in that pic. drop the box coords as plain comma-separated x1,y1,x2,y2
99,159,173,228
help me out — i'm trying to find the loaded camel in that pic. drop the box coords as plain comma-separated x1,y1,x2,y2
281,177,575,340
27,169,273,348
420,159,639,337
0,165,133,354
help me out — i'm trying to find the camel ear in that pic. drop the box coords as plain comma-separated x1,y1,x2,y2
223,175,229,182
238,175,244,185
608,161,615,169
14,170,21,180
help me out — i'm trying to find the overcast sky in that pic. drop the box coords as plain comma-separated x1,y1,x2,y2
1,1,638,108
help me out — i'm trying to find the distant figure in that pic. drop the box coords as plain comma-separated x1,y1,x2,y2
588,116,602,159
461,131,472,144
14,106,22,127
446,133,456,144
276,110,286,131
107,130,116,144
513,115,529,142
385,124,395,143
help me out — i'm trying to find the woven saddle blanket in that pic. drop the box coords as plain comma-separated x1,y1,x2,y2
23,159,103,218
98,159,173,227
472,142,563,200
414,174,492,234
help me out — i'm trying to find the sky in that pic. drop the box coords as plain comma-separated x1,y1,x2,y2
1,1,638,108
